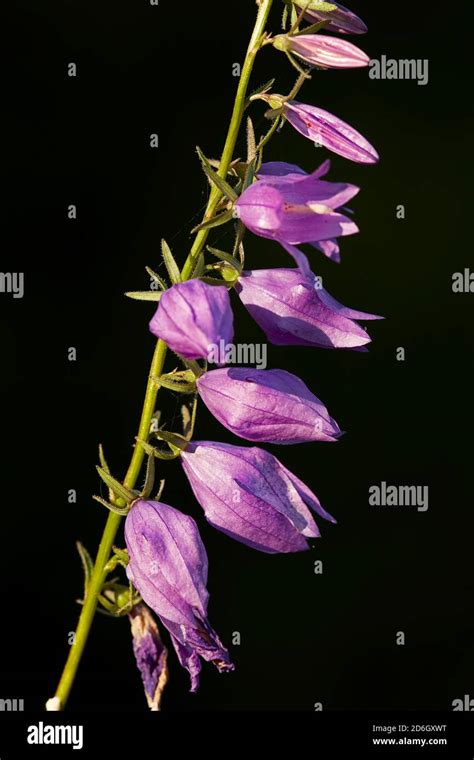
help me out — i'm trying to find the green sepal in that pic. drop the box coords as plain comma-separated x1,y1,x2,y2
152,370,197,394
154,429,189,453
125,290,163,302
196,147,238,202
181,359,206,378
291,0,337,11
96,466,137,505
153,479,165,502
190,252,206,278
206,262,239,285
207,247,242,273
98,444,114,501
293,19,331,35
207,245,242,272
112,546,129,564
76,541,93,600
247,78,275,106
199,275,230,286
141,451,155,500
92,495,131,516
137,437,181,461
161,239,182,284
191,209,234,234
286,50,312,78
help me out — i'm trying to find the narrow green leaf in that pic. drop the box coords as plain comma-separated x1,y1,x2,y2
161,239,182,284
191,209,234,234
246,117,257,164
125,290,163,302
196,147,238,202
145,266,167,290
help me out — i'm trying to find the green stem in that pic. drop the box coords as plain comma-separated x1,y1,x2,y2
181,0,274,280
54,338,167,709
51,0,274,710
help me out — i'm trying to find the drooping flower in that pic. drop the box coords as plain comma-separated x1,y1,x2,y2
128,603,169,710
234,162,359,255
125,500,234,692
149,279,234,360
295,0,368,35
234,244,382,350
197,367,341,444
274,33,369,69
283,100,378,164
256,159,357,261
181,441,336,553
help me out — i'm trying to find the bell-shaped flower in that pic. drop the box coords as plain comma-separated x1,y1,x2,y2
283,100,378,164
234,163,359,254
197,367,341,444
125,499,234,692
274,33,369,69
128,603,169,710
297,0,368,35
181,441,336,554
234,244,382,350
149,279,234,360
256,159,357,261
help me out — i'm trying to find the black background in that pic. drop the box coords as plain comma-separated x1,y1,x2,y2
2,0,473,715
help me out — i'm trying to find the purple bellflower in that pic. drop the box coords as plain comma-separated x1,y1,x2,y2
234,244,382,350
299,0,368,35
128,603,169,711
181,441,336,554
234,162,359,257
149,279,234,360
283,100,379,164
125,500,234,692
255,158,358,261
274,34,369,69
197,367,341,444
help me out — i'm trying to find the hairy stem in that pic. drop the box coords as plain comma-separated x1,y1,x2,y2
51,0,274,710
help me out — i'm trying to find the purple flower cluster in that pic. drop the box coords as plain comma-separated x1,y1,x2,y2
125,1,381,695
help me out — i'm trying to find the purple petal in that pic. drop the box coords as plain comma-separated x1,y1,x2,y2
285,101,379,164
164,616,235,694
181,441,331,554
149,279,234,360
197,367,342,444
128,603,168,710
125,500,234,691
288,34,369,69
236,181,359,244
311,238,341,263
235,268,375,349
303,1,368,35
